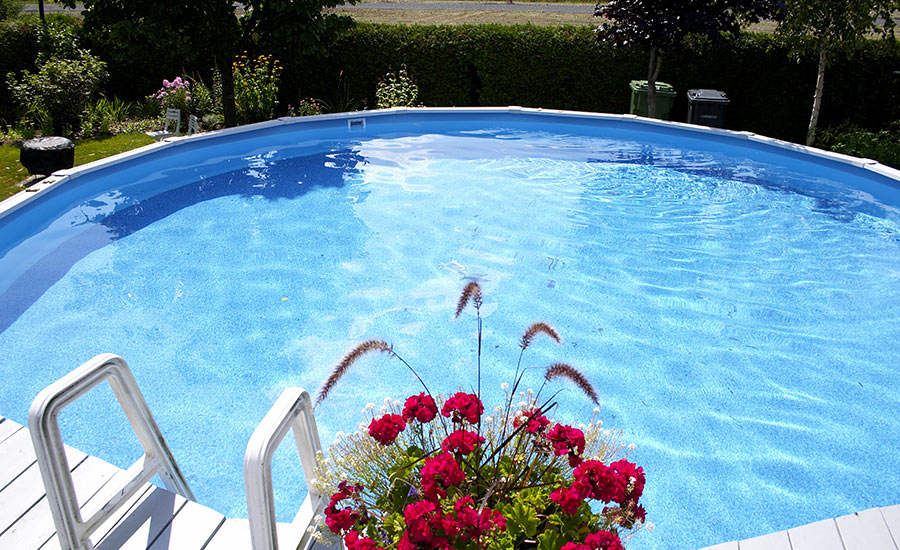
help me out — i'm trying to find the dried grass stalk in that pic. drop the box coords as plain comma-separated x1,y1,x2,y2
454,281,483,319
544,363,599,405
520,322,562,350
317,339,392,406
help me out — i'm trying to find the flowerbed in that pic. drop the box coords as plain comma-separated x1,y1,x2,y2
311,283,650,550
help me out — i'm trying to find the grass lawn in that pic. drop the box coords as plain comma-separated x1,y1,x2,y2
0,132,156,201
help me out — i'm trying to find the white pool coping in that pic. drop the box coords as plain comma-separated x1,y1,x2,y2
2,106,900,222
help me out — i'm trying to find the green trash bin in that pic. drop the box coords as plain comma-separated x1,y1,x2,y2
629,80,676,120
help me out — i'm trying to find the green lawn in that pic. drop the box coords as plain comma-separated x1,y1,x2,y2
0,132,156,201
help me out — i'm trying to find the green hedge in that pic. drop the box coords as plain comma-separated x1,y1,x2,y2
284,23,900,143
3,19,900,144
0,18,41,123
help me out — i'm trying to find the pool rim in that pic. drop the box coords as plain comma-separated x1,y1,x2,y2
3,105,900,221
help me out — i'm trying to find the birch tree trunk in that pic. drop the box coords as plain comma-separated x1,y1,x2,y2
806,49,827,146
647,46,662,118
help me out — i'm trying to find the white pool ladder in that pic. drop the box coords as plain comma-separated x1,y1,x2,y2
28,353,194,550
28,353,326,550
244,388,325,550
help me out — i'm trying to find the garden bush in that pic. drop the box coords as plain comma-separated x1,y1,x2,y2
817,121,900,169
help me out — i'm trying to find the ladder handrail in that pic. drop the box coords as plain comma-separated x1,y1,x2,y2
245,387,324,550
28,353,193,550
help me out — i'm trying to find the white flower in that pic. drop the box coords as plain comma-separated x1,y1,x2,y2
518,401,527,408
484,416,493,423
384,397,393,405
603,429,611,437
526,388,534,395
335,431,345,439
621,442,627,447
646,522,655,531
501,382,509,390
593,407,600,414
596,419,603,426
628,443,637,451
366,403,376,410
393,400,401,407
380,405,388,413
579,423,587,430
358,422,367,431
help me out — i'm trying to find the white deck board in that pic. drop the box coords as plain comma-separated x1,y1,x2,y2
882,505,900,543
0,416,22,443
788,518,844,550
738,530,792,550
0,427,39,489
146,499,225,550
835,508,898,550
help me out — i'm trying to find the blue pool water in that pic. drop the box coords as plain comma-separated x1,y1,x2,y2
1,112,899,549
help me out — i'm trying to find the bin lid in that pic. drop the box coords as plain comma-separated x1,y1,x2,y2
687,89,729,102
629,80,676,96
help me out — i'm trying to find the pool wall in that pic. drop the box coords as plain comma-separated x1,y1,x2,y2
3,106,900,222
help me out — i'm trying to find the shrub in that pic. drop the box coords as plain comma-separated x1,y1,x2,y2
0,0,22,22
817,122,900,169
7,49,107,135
287,97,323,117
233,53,282,124
375,65,419,109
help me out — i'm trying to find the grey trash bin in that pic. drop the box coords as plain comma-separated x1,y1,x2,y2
687,89,729,128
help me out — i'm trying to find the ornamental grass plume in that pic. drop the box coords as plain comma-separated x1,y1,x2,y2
316,339,392,406
520,321,562,350
544,363,600,406
454,281,482,319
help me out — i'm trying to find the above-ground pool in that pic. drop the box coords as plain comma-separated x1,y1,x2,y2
1,108,899,549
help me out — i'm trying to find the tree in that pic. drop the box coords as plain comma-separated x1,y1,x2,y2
595,0,778,118
775,0,900,145
65,0,354,127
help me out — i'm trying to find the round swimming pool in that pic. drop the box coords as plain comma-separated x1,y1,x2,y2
1,108,898,549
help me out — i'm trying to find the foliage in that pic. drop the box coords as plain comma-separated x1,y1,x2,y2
313,283,649,550
316,70,366,113
817,121,900,169
7,48,107,135
232,53,282,124
151,76,193,116
81,96,129,135
63,0,240,100
287,97,324,117
774,0,900,144
595,0,778,117
0,0,22,22
375,66,420,109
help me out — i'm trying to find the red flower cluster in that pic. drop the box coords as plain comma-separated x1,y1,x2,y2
344,530,385,550
402,393,438,423
420,452,466,500
401,500,451,549
325,481,363,534
441,430,485,456
553,458,647,526
561,530,625,550
547,424,586,467
513,409,551,434
368,414,406,445
441,392,484,424
452,497,506,541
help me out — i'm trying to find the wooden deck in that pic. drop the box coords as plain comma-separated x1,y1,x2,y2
699,505,900,550
0,415,306,550
5,413,898,550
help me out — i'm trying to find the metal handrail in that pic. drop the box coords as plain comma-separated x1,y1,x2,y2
244,388,325,550
28,353,193,550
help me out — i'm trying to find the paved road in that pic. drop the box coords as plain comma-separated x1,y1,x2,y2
22,1,595,14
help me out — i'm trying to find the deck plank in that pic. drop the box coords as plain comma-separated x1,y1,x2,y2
882,505,900,545
836,508,899,550
203,518,251,550
701,542,740,550
95,485,188,550
0,427,38,490
0,445,87,537
0,453,132,550
147,500,225,550
0,417,22,444
737,530,792,550
788,518,844,550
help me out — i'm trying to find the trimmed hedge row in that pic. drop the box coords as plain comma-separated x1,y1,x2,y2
284,24,900,143
3,19,900,144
